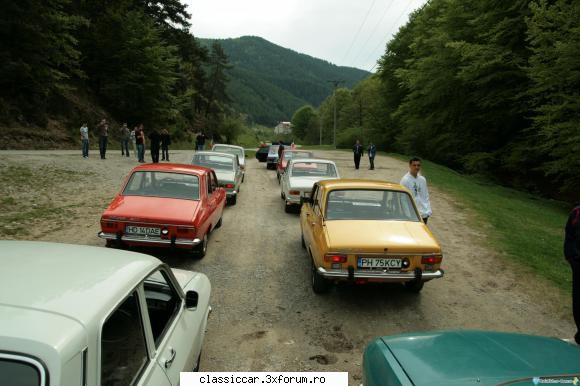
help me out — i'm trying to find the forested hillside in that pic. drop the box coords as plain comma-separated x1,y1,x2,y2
291,0,580,200
201,36,369,125
0,0,235,147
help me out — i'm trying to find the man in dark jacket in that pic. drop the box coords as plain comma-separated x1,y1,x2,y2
565,204,580,344
149,128,162,163
367,141,377,170
353,139,364,170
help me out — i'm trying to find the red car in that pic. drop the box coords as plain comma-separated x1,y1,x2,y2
276,150,314,182
98,163,226,258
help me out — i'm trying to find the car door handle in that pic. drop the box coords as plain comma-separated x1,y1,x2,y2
164,347,176,369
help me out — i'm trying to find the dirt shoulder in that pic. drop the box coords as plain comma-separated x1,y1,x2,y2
0,149,575,384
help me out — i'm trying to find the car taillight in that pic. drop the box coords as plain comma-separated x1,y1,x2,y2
224,183,234,189
421,255,442,264
101,221,117,229
289,190,300,196
324,254,347,263
177,227,194,234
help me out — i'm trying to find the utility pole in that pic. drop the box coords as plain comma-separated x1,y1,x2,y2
328,80,343,149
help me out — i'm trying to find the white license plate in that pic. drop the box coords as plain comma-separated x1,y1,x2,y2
358,257,402,268
125,225,161,236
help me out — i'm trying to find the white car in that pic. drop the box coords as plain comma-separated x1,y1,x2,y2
211,144,246,182
192,151,243,205
0,241,211,386
281,158,340,213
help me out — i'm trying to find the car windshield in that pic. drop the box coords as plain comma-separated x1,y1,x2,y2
325,189,420,221
285,151,312,160
193,154,234,171
213,145,243,158
268,145,279,156
123,171,200,200
292,162,337,177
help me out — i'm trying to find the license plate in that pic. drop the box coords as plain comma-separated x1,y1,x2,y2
358,257,402,268
125,225,161,236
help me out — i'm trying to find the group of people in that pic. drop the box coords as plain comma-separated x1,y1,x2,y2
80,119,171,163
352,139,377,170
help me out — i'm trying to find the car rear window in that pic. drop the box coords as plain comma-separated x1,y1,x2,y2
0,355,45,386
325,189,420,221
268,146,279,156
193,154,234,170
292,162,337,177
285,151,312,160
123,171,200,200
213,145,243,158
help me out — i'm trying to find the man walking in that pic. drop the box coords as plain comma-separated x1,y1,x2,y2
367,141,377,170
400,157,432,223
96,119,108,159
565,203,580,345
80,123,89,158
161,129,171,161
353,139,364,170
120,123,130,157
149,128,161,163
136,124,145,163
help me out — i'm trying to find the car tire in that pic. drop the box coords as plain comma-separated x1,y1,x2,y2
312,260,330,294
193,233,208,259
277,173,280,183
242,174,245,183
193,352,201,372
229,195,237,205
281,192,285,200
404,280,424,293
301,233,306,249
216,216,223,228
284,203,292,213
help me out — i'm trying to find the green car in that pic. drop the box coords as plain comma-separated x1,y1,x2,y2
362,330,580,386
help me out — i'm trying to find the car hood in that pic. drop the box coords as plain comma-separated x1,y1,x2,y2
324,220,440,253
215,170,236,183
104,195,200,224
171,268,199,289
380,331,580,386
289,176,338,190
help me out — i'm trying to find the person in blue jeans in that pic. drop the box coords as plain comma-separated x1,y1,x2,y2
80,123,89,158
564,203,580,345
367,141,377,170
136,125,146,162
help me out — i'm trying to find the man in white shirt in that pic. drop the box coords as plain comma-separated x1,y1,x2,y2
400,157,432,224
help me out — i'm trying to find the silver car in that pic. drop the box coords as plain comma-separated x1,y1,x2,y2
0,241,211,385
280,158,340,213
266,145,280,170
192,151,242,205
211,144,246,182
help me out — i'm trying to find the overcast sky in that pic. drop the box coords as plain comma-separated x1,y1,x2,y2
184,0,427,72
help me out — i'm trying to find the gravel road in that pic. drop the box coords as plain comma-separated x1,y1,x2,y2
0,149,575,384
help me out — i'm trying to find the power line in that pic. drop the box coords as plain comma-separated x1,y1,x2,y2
341,0,377,64
348,0,395,68
366,0,418,72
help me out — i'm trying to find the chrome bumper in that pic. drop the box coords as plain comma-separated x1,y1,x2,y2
98,232,201,246
285,195,302,204
318,267,444,281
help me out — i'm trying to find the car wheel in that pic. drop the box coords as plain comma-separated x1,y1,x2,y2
229,195,237,205
194,233,208,258
301,233,306,249
277,173,280,183
404,280,424,293
284,203,292,213
242,174,245,183
193,352,201,372
312,260,330,294
216,216,223,228
281,191,285,200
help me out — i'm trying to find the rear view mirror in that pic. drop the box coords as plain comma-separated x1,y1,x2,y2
185,290,199,309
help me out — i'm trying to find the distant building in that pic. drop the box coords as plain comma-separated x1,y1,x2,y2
274,121,292,135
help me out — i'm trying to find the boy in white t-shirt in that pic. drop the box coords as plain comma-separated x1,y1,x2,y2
400,157,432,224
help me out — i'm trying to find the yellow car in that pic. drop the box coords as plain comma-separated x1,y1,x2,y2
300,180,444,293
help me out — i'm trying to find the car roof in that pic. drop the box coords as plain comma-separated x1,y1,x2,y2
194,151,236,160
290,158,336,165
212,143,243,150
132,163,211,175
318,179,405,191
376,330,580,385
0,241,162,343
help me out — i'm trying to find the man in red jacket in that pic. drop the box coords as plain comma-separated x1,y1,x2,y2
565,204,580,344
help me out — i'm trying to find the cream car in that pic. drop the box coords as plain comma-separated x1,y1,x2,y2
0,241,211,385
281,158,340,213
211,144,246,182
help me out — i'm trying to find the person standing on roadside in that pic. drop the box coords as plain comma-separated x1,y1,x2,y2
96,118,108,159
353,139,364,170
136,124,145,163
195,132,206,151
367,141,377,170
149,127,161,163
130,126,137,159
400,157,432,224
161,129,171,161
80,123,89,158
564,203,580,345
120,123,130,157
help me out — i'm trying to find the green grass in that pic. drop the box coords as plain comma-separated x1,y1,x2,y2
387,153,572,292
298,144,338,150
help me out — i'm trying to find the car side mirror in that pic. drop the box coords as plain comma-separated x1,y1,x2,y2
185,290,199,309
